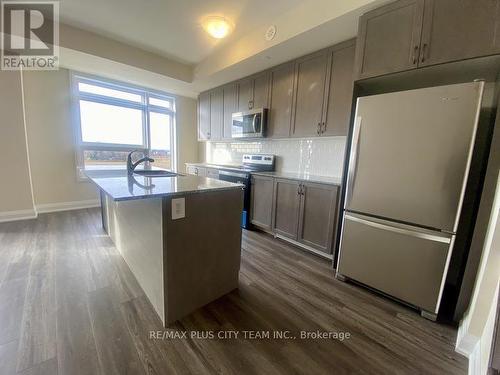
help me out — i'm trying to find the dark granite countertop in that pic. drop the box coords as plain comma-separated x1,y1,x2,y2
85,168,244,201
185,162,245,172
185,163,342,186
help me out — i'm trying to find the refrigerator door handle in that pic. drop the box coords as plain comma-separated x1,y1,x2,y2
344,214,452,244
346,116,362,208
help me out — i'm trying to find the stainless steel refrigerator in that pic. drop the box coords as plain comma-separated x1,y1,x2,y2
336,82,485,320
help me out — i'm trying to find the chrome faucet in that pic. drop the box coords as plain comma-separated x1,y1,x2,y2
127,150,154,175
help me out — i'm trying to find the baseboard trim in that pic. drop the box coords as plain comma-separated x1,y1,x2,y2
0,208,37,223
36,199,100,214
468,341,481,375
455,330,479,357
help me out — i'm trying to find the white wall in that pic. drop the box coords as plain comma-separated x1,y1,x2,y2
0,71,36,221
22,69,99,210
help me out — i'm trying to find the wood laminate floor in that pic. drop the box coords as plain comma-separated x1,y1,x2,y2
0,208,466,374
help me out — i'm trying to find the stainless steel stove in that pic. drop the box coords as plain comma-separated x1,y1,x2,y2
215,154,275,229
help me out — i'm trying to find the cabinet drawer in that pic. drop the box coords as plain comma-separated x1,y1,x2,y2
338,213,452,313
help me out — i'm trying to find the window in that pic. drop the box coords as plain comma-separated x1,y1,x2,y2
72,73,176,177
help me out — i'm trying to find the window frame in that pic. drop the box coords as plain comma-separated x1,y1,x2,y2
70,72,177,179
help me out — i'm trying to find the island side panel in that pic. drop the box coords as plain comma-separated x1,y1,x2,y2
162,189,243,325
104,195,165,323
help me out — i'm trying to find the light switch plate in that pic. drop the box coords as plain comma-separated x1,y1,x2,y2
171,198,185,220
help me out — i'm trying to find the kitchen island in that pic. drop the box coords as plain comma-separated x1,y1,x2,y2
86,169,244,325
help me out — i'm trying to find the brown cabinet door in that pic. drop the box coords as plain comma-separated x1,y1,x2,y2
250,175,274,230
198,91,211,140
292,51,329,137
268,62,295,138
298,183,339,254
252,72,270,109
209,88,223,140
323,42,356,136
419,0,500,67
223,83,237,139
273,179,301,240
354,0,424,80
237,78,253,112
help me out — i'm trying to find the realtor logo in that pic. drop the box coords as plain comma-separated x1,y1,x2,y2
1,1,59,70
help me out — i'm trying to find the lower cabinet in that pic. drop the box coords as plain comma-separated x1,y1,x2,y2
187,168,341,256
273,179,302,239
250,175,275,231
271,178,340,255
297,182,339,254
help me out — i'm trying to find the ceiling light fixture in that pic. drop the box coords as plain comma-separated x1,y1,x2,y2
203,16,233,39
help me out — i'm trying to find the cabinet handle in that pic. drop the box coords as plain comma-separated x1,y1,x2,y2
412,45,419,65
298,184,305,195
420,43,427,63
322,122,326,134
297,184,304,196
248,100,254,109
317,122,321,135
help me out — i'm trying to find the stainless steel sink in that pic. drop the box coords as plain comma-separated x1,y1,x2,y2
133,170,178,177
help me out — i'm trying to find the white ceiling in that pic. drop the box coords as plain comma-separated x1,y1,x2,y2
59,0,303,65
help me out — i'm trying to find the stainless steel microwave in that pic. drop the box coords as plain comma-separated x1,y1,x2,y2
231,108,267,139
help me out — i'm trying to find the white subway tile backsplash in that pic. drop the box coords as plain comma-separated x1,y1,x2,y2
204,137,347,178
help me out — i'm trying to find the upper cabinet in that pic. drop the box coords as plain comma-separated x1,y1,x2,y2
252,72,271,109
197,85,232,141
237,72,270,112
355,0,500,80
198,40,356,141
292,50,330,137
222,83,237,140
291,41,356,138
209,88,223,140
323,41,356,137
198,91,211,141
354,0,424,80
268,62,295,138
419,0,500,67
237,78,253,112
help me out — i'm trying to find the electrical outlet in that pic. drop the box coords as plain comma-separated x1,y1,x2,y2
171,198,185,220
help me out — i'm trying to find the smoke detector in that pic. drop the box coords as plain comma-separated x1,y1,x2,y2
265,25,276,41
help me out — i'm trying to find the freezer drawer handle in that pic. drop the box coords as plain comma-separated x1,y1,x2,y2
344,214,451,244
346,116,362,207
